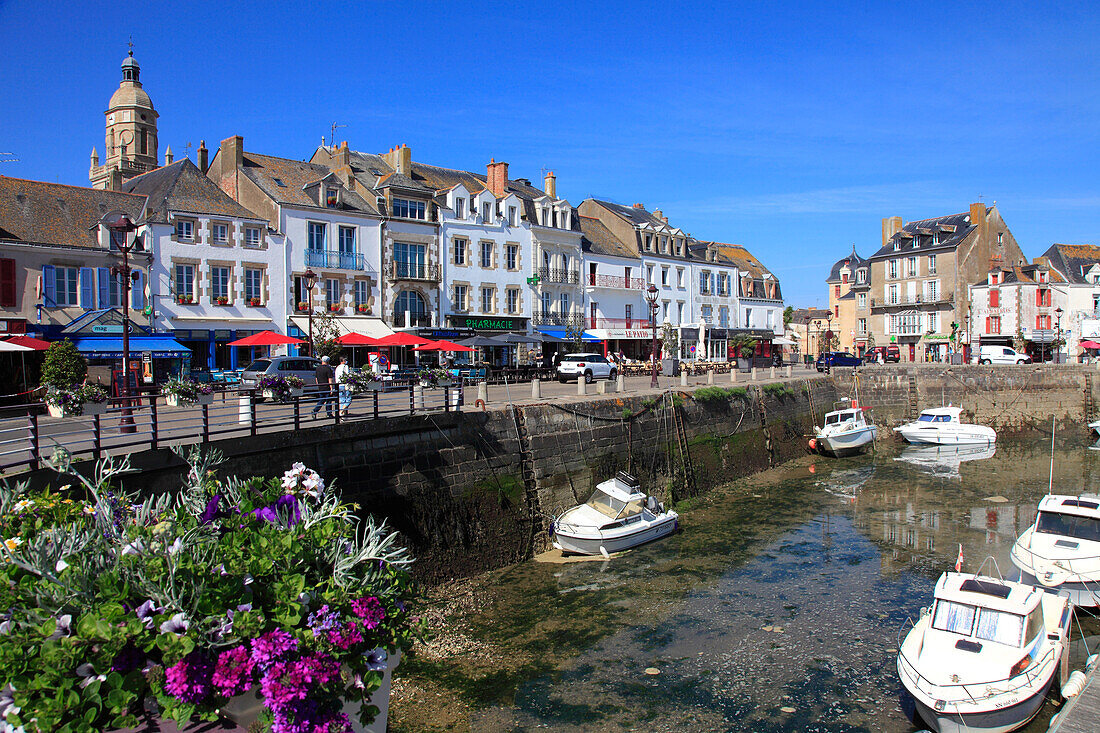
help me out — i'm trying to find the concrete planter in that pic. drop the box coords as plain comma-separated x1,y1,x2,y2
47,400,107,419
165,393,213,408
262,387,304,402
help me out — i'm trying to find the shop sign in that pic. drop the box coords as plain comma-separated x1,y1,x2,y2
91,324,124,333
418,328,475,340
604,328,653,339
450,315,527,332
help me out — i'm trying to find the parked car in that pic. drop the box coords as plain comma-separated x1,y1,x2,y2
240,356,322,389
815,351,862,371
974,345,1031,365
557,353,617,383
863,345,900,364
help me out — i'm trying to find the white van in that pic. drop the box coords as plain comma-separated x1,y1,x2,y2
974,345,1031,365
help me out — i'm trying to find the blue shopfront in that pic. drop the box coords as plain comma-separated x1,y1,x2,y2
173,328,267,372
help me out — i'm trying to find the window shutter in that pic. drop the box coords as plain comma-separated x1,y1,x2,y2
97,267,110,308
131,270,144,310
0,259,15,307
985,317,990,334
79,267,95,309
41,265,56,307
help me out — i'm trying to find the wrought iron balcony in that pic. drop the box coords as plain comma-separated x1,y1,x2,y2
538,267,580,285
533,311,585,328
588,317,657,330
871,291,954,309
305,249,374,272
390,262,441,282
587,274,647,290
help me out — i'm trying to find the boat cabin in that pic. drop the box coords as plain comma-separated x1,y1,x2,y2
824,408,864,425
1035,494,1100,543
930,573,1044,650
585,472,646,527
916,407,963,424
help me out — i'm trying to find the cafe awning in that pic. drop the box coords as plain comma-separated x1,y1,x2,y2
70,336,190,358
535,328,601,343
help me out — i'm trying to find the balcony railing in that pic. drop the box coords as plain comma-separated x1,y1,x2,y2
538,267,580,285
588,274,647,290
305,249,374,272
533,311,585,328
390,313,433,328
390,262,441,282
589,317,654,330
871,292,954,308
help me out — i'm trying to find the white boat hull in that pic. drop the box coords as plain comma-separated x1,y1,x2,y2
552,514,678,556
816,424,877,456
895,424,996,445
910,683,1052,733
1011,525,1100,608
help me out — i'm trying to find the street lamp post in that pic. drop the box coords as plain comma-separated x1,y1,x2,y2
102,212,144,434
646,284,659,388
1056,306,1064,364
303,269,318,357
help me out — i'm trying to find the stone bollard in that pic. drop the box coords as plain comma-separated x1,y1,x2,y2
786,365,792,378
730,369,738,383
577,379,587,396
617,373,625,393
770,366,776,379
597,380,607,394
707,370,715,384
238,392,252,425
751,367,758,381
477,382,488,405
680,372,688,387
413,386,425,412
531,378,541,399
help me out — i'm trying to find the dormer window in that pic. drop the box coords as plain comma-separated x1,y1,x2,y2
392,198,426,220
175,220,194,241
893,242,900,252
990,272,999,285
508,206,517,227
482,202,493,222
856,269,866,283
325,187,339,208
913,236,920,249
455,198,465,219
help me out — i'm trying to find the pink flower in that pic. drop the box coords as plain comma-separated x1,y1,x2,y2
164,651,213,703
251,628,298,669
326,622,363,650
212,645,254,697
349,596,385,630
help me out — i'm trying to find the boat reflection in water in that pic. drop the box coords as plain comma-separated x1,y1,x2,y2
818,463,876,502
895,443,997,480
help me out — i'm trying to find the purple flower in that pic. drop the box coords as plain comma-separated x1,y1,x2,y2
365,648,388,672
200,494,221,524
307,605,341,637
252,506,279,523
326,622,363,650
135,599,163,629
250,629,298,669
159,612,189,634
111,641,145,673
165,651,214,703
275,494,301,526
350,596,385,630
212,645,254,697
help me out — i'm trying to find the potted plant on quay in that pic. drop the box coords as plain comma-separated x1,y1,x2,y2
161,377,215,407
258,375,304,402
39,340,110,418
0,447,416,733
44,383,110,418
731,336,757,371
344,371,383,394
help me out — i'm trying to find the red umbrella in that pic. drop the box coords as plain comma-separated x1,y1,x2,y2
227,331,304,347
1080,340,1100,349
373,332,433,347
334,332,380,346
413,339,474,352
2,335,50,350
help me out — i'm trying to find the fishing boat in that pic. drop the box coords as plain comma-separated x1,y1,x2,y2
1010,494,1100,608
550,472,678,557
810,399,877,457
894,406,996,446
894,444,997,480
897,566,1071,733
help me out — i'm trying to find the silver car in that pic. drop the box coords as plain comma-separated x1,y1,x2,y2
239,356,321,389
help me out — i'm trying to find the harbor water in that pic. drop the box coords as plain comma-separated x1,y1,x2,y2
393,437,1100,732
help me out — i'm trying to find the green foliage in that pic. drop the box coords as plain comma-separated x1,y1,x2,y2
671,394,685,409
762,383,794,399
783,305,794,329
312,311,343,360
660,323,679,357
43,383,109,414
40,339,87,390
729,336,758,359
693,386,749,404
621,408,634,420
641,398,657,410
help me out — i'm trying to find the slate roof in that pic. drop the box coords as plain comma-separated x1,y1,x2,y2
1042,243,1100,285
240,153,379,215
869,211,977,259
591,199,675,231
579,215,636,259
827,248,867,283
123,159,262,223
789,307,832,325
973,262,1065,287
706,242,782,300
0,176,146,249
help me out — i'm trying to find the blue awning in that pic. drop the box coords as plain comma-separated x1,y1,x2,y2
535,328,602,343
71,336,191,358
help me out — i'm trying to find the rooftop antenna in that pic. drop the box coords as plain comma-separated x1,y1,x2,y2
330,122,347,146
183,141,193,160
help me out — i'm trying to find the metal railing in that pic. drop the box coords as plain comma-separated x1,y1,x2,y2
588,274,647,290
872,292,954,308
390,262,441,281
390,312,433,327
538,267,580,284
0,384,464,475
305,249,374,272
532,311,585,328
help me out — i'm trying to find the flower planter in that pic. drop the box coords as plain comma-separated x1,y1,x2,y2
367,382,384,392
165,393,214,407
437,379,454,388
47,400,107,418
418,380,433,388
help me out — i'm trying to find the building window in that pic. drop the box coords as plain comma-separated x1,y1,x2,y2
308,222,326,251
482,202,493,222
906,257,917,277
354,280,368,309
701,272,712,295
452,285,468,312
453,238,467,266
394,290,427,326
212,223,229,244
858,293,866,309
677,302,684,323
647,265,654,284
718,273,728,295
481,287,493,313
338,226,355,255
325,188,338,208
677,268,684,288
924,280,939,302
174,265,194,302
986,316,1001,334
1037,289,1051,307
244,227,261,247
888,284,899,304
841,273,849,284
392,199,426,219
507,206,517,226
719,306,729,328
211,266,231,302
893,242,900,251
506,288,519,314
245,268,262,303
325,279,341,307
506,244,518,270
51,267,78,307
455,198,465,218
1037,314,1051,330
928,255,936,274
175,220,194,241
857,269,866,283
700,305,712,324
889,260,898,279
989,289,999,308
858,318,867,334
480,241,493,268
834,284,840,297
559,293,570,314
661,267,669,286
743,307,752,328
928,311,940,332
102,270,123,307
998,232,1004,246
541,292,551,314
394,242,426,278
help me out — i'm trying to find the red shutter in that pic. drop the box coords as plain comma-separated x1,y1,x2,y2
0,258,15,307
990,290,999,307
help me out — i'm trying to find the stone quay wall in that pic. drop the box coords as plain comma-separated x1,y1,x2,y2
830,363,1100,435
37,378,837,582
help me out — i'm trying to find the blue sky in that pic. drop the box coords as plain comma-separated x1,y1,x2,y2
2,0,1098,307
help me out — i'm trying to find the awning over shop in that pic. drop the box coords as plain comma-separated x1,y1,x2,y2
535,328,602,343
71,336,190,358
289,316,395,340
772,336,797,346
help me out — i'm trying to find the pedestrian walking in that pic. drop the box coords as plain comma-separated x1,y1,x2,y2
335,356,352,417
311,355,335,418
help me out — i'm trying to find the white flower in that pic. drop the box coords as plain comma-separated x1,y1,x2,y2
121,538,145,556
2,538,22,552
55,558,69,573
291,462,305,472
12,499,34,513
159,612,189,634
167,538,183,555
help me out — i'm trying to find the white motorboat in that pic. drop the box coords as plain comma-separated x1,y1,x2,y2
812,399,877,457
894,406,996,446
1011,494,1100,608
551,472,678,556
897,569,1071,733
1089,418,1100,435
894,444,997,480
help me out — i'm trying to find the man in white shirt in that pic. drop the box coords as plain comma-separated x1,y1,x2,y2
334,356,352,416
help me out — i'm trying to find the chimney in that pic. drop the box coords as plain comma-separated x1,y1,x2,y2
881,216,903,247
217,136,243,199
107,168,122,191
382,144,412,176
338,140,350,167
197,140,209,173
653,208,663,220
543,170,556,198
486,158,509,197
632,203,645,209
970,201,988,246
164,146,173,166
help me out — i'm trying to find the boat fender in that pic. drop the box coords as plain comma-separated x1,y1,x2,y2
1061,670,1088,698
547,522,554,537
808,438,816,450
599,546,610,559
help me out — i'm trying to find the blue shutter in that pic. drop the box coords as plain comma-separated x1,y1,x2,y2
41,265,56,307
97,267,110,308
79,267,95,309
131,270,144,309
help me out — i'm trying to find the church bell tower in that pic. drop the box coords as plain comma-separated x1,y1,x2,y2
90,44,159,190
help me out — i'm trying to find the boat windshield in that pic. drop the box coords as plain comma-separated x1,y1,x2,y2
974,608,1025,647
586,490,626,518
918,413,953,423
932,600,976,635
1036,510,1100,542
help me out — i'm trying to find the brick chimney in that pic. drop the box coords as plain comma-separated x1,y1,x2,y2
632,203,645,209
382,145,412,176
970,201,988,245
653,208,663,220
195,140,207,173
216,136,244,199
543,170,556,198
881,216,903,247
487,158,509,197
